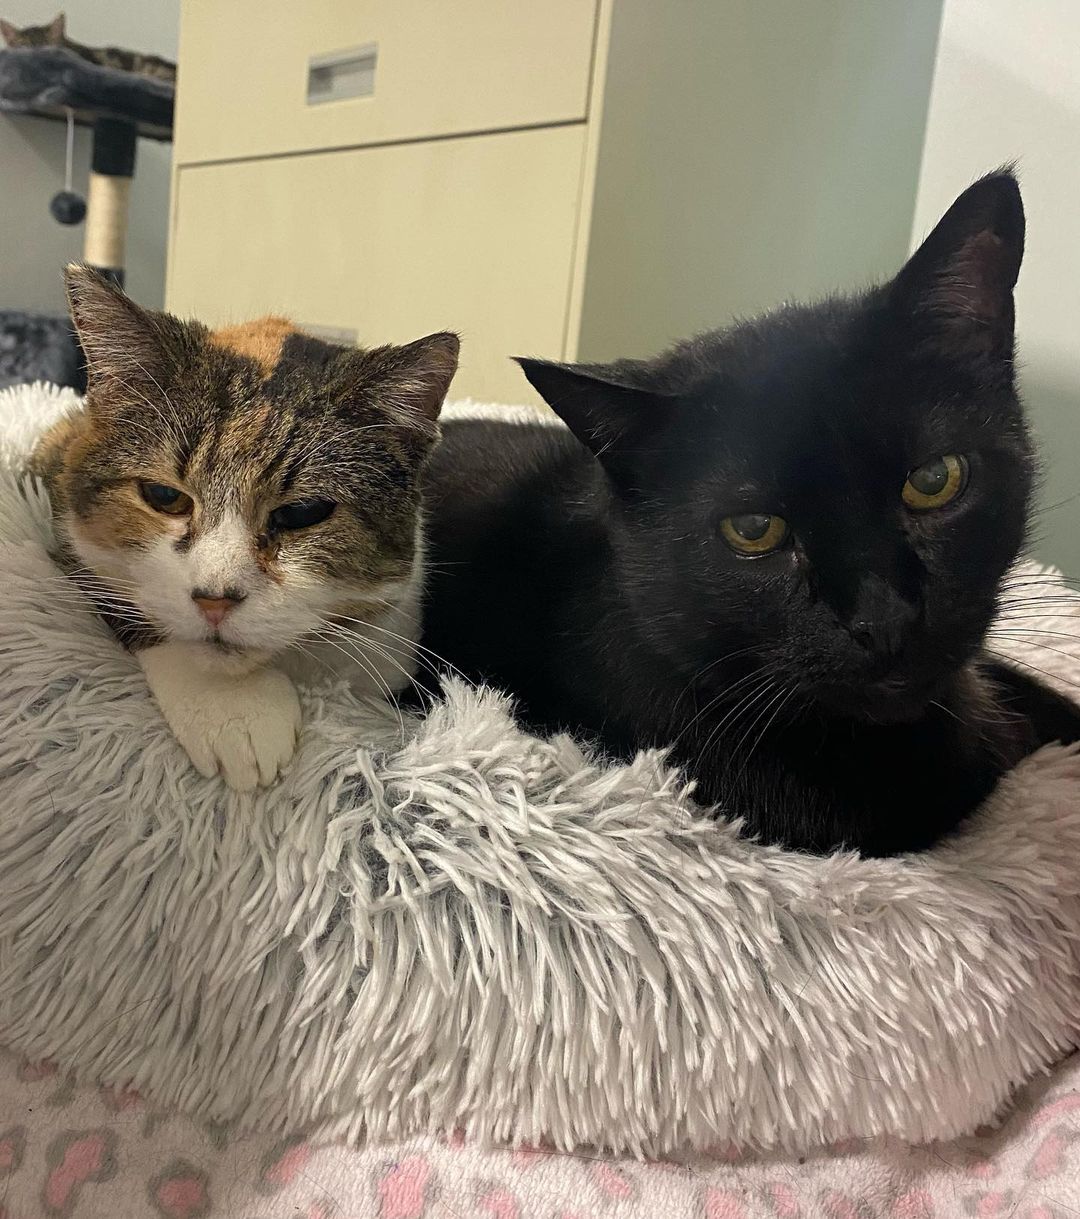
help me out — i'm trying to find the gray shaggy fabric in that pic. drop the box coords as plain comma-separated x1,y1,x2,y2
0,311,84,392
1,383,1079,1157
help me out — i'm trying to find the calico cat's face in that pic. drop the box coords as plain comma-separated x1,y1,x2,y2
0,14,65,48
60,267,457,657
521,172,1034,723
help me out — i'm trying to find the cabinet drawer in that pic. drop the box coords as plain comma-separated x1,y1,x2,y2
167,124,585,405
175,0,598,165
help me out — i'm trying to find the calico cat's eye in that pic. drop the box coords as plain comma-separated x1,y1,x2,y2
140,482,193,516
720,513,790,556
902,454,968,511
270,497,336,531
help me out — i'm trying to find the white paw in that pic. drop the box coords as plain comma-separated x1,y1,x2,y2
139,644,302,790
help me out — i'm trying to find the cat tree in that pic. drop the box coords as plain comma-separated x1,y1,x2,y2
0,45,173,386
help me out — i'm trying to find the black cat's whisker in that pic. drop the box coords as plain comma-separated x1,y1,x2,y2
989,626,1080,643
695,675,781,766
985,649,1080,693
1030,489,1080,517
726,684,788,771
995,603,1080,614
670,645,762,718
996,589,1080,600
987,634,1080,668
668,664,783,750
997,574,1080,588
727,684,796,793
996,585,1080,596
996,601,1080,615
999,568,1080,582
929,699,964,726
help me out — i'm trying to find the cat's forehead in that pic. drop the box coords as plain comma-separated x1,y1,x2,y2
660,306,987,494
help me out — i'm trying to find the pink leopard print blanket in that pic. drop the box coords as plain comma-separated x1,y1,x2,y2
1,1047,1078,1218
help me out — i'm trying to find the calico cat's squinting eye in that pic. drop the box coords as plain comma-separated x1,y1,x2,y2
720,513,791,556
270,497,336,531
140,482,193,516
903,454,968,511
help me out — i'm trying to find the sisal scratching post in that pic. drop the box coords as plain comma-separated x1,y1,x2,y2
83,117,136,288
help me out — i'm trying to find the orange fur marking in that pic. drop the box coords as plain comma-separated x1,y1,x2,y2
209,316,301,373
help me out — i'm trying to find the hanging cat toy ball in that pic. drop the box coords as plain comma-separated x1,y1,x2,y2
49,109,87,225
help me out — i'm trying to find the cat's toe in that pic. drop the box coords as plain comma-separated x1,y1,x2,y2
251,718,299,786
183,733,221,782
249,675,301,786
216,730,262,791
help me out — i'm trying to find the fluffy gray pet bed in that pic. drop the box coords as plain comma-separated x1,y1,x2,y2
1,383,1079,1157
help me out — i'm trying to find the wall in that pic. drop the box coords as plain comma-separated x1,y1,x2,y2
576,0,944,362
0,0,177,312
911,0,1080,574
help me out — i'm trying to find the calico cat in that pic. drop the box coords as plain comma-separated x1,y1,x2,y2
419,170,1080,857
0,13,176,84
30,266,458,790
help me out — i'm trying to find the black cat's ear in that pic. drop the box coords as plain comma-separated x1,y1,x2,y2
891,169,1024,361
48,13,66,41
65,264,171,403
516,357,670,476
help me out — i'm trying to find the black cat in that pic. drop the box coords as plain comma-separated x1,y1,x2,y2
419,171,1080,856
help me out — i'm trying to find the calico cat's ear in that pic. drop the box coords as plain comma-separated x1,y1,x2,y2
516,357,670,478
47,13,65,42
65,264,173,401
891,169,1024,361
355,331,459,439
0,19,19,45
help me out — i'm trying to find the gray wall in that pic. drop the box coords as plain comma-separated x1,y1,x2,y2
911,0,1080,577
0,1,177,312
577,0,945,361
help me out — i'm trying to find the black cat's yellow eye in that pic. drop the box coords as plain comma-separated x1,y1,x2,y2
902,454,968,511
721,513,790,556
270,497,336,531
140,482,193,516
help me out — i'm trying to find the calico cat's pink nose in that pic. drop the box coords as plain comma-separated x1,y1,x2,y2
191,590,245,628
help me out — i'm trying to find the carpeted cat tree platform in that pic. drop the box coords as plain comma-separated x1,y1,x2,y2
1,382,1080,1161
0,46,172,388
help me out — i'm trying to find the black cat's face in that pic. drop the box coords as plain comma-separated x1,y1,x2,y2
520,171,1034,723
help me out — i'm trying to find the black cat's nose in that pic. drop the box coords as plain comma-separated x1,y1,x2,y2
849,616,913,658
846,575,921,660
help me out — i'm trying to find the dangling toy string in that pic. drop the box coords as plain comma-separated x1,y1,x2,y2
49,109,87,225
64,107,75,193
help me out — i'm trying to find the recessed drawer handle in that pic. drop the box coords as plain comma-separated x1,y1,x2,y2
301,323,359,346
306,44,377,105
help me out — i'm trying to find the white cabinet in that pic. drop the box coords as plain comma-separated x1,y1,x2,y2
168,0,943,404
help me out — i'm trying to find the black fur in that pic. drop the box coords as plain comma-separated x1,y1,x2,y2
419,171,1080,856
